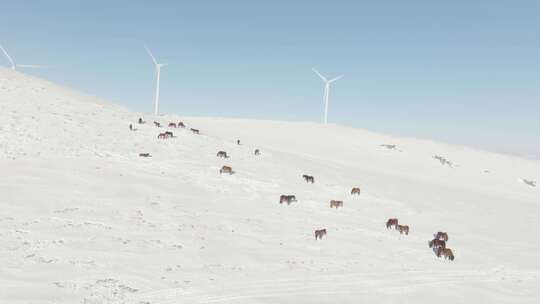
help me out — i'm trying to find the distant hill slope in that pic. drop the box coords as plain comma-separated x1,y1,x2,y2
1,68,539,304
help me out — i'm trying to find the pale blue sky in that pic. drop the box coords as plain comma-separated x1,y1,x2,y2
1,1,539,157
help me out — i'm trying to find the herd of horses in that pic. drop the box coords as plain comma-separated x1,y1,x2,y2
134,117,455,262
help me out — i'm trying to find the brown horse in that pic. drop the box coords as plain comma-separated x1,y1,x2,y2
139,153,151,157
315,229,327,240
434,232,449,241
436,247,455,261
191,128,200,134
279,195,297,205
330,200,343,208
429,239,446,249
397,225,409,235
302,175,315,183
386,218,398,229
216,151,229,158
219,166,234,175
351,187,361,195
168,122,177,128
178,121,186,128
254,149,260,155
157,133,167,139
165,131,174,137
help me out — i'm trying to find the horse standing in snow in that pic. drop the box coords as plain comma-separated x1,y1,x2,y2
191,128,200,134
330,200,343,208
154,121,161,127
351,187,361,195
315,229,327,240
386,218,398,229
216,151,229,158
397,224,409,235
168,122,177,128
178,121,186,128
254,149,260,155
434,232,449,241
220,166,234,175
436,247,455,261
429,238,446,249
279,195,297,205
302,175,315,183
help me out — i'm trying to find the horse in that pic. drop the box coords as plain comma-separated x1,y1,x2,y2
165,131,174,138
436,247,455,261
190,128,200,134
178,121,186,128
237,139,241,145
428,239,446,249
216,151,229,158
302,175,315,183
434,232,449,241
397,225,409,235
219,166,234,175
157,133,167,139
351,187,361,195
330,200,343,208
279,195,297,205
139,153,151,157
315,229,327,240
386,218,398,229
154,121,161,127
138,118,146,124
168,122,177,128
254,149,260,155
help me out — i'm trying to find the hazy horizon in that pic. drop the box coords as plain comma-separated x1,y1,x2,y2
1,1,538,157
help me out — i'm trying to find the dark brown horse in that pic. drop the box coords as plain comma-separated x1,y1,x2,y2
178,121,186,128
139,153,151,157
302,175,315,183
216,151,229,158
254,149,260,155
386,218,398,229
190,128,200,134
315,229,327,240
434,232,449,241
429,239,446,249
154,121,161,127
168,122,177,128
279,195,297,205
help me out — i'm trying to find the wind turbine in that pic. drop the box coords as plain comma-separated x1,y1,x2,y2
144,45,168,116
0,44,48,70
312,68,343,124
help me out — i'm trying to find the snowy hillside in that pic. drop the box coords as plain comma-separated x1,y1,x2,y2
1,68,539,304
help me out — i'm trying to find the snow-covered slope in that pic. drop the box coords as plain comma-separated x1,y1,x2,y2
1,68,539,304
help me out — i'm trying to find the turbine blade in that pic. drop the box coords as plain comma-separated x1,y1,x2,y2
328,75,343,83
312,68,327,82
144,45,158,66
16,64,49,69
0,44,15,68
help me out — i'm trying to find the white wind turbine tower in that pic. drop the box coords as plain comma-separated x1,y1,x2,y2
312,68,343,124
0,44,48,70
144,45,168,115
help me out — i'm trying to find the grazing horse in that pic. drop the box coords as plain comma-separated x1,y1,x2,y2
254,149,260,155
429,239,446,249
216,151,229,158
168,122,177,128
219,166,234,175
165,131,174,138
386,218,398,229
190,128,200,134
330,200,343,208
178,121,186,128
157,133,167,139
436,247,455,261
138,118,146,124
315,229,327,240
302,175,315,184
154,121,161,127
434,232,449,241
397,225,409,235
279,195,297,205
351,187,361,195
139,153,151,157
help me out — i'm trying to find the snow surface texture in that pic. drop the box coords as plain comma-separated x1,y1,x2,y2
1,67,539,303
